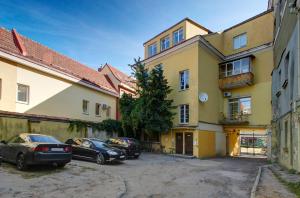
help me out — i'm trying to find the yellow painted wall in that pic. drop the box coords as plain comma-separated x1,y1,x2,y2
144,20,209,58
0,59,117,122
227,132,240,156
198,130,216,158
205,12,273,56
222,49,273,125
0,117,28,140
198,45,222,123
145,43,200,126
0,58,17,111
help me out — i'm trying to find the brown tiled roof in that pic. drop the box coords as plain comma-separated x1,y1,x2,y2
102,63,136,89
0,28,118,95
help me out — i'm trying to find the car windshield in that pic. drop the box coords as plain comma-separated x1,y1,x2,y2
29,135,61,143
92,140,109,148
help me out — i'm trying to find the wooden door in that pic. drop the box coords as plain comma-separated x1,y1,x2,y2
185,133,193,155
175,133,183,154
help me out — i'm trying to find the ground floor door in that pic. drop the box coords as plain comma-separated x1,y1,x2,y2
176,133,183,154
185,133,193,155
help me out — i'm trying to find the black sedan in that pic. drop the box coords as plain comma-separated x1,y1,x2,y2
0,133,72,170
105,137,141,159
65,138,126,164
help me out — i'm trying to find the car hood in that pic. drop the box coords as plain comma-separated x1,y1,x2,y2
96,146,123,154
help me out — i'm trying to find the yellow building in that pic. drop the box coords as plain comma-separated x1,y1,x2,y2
143,10,274,158
0,28,121,141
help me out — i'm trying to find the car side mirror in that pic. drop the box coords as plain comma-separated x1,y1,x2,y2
1,140,7,144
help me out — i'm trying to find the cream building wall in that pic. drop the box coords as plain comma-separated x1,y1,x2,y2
0,58,117,123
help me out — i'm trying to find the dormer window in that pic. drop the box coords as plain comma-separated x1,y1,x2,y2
173,28,184,45
161,36,170,51
233,33,247,49
148,43,157,57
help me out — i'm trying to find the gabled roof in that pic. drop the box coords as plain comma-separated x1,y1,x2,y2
0,28,118,95
99,63,136,89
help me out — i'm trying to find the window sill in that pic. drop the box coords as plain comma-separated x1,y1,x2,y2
95,115,101,117
179,88,189,92
16,101,29,105
82,112,89,115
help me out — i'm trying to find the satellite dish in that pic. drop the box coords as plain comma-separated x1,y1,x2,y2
199,93,208,103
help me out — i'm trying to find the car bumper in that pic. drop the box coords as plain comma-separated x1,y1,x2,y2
107,154,126,161
126,150,141,157
27,152,72,165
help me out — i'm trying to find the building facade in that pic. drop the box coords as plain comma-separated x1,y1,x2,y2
270,0,300,171
0,28,122,141
143,10,274,158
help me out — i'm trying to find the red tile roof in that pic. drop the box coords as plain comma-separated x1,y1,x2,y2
101,63,135,89
0,28,118,95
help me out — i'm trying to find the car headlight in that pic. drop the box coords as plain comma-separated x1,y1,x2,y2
107,150,118,155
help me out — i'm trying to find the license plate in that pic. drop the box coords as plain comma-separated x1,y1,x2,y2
135,153,140,155
51,148,64,152
120,155,125,158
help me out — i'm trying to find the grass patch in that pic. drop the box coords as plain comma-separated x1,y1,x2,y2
271,168,300,198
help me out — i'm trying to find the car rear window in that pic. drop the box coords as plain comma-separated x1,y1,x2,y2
29,135,61,143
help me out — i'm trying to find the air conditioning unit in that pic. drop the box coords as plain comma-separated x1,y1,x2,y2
223,92,232,97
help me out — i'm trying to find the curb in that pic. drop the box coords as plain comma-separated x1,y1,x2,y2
250,166,262,198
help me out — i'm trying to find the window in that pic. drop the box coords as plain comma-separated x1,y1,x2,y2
284,53,290,80
179,70,189,90
179,104,189,124
95,103,101,116
160,36,170,51
228,97,251,119
173,28,184,45
233,33,247,49
82,100,89,114
148,43,157,57
17,84,29,104
219,57,251,78
106,106,111,118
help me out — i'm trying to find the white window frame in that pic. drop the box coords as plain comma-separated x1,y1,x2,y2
160,36,170,51
179,70,189,90
82,100,89,115
95,103,101,116
233,33,247,50
148,43,157,57
228,97,251,119
173,28,184,45
16,83,29,104
219,57,251,78
179,104,189,124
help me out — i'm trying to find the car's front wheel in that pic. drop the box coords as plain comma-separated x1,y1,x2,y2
96,153,105,165
16,153,27,171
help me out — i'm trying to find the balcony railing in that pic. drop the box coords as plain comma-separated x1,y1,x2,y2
219,72,254,90
219,113,250,125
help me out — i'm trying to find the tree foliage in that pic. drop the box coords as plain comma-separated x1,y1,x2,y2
119,58,175,139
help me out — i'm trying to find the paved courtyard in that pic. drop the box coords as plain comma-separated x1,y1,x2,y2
0,153,267,198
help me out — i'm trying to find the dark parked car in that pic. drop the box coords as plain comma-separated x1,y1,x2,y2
0,133,72,170
65,138,126,164
105,137,141,159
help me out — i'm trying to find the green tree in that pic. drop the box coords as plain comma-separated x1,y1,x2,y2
119,59,175,140
97,119,123,136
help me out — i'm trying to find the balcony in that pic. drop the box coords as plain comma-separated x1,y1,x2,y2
219,72,254,90
219,113,250,125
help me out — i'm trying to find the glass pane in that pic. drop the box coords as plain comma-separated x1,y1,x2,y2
185,105,189,123
233,60,241,75
241,58,250,73
179,29,183,42
18,85,28,102
240,34,247,47
219,64,226,78
229,99,239,119
240,97,251,114
233,37,239,49
185,70,189,89
226,63,233,76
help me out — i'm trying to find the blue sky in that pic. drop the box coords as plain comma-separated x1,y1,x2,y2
0,0,268,74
